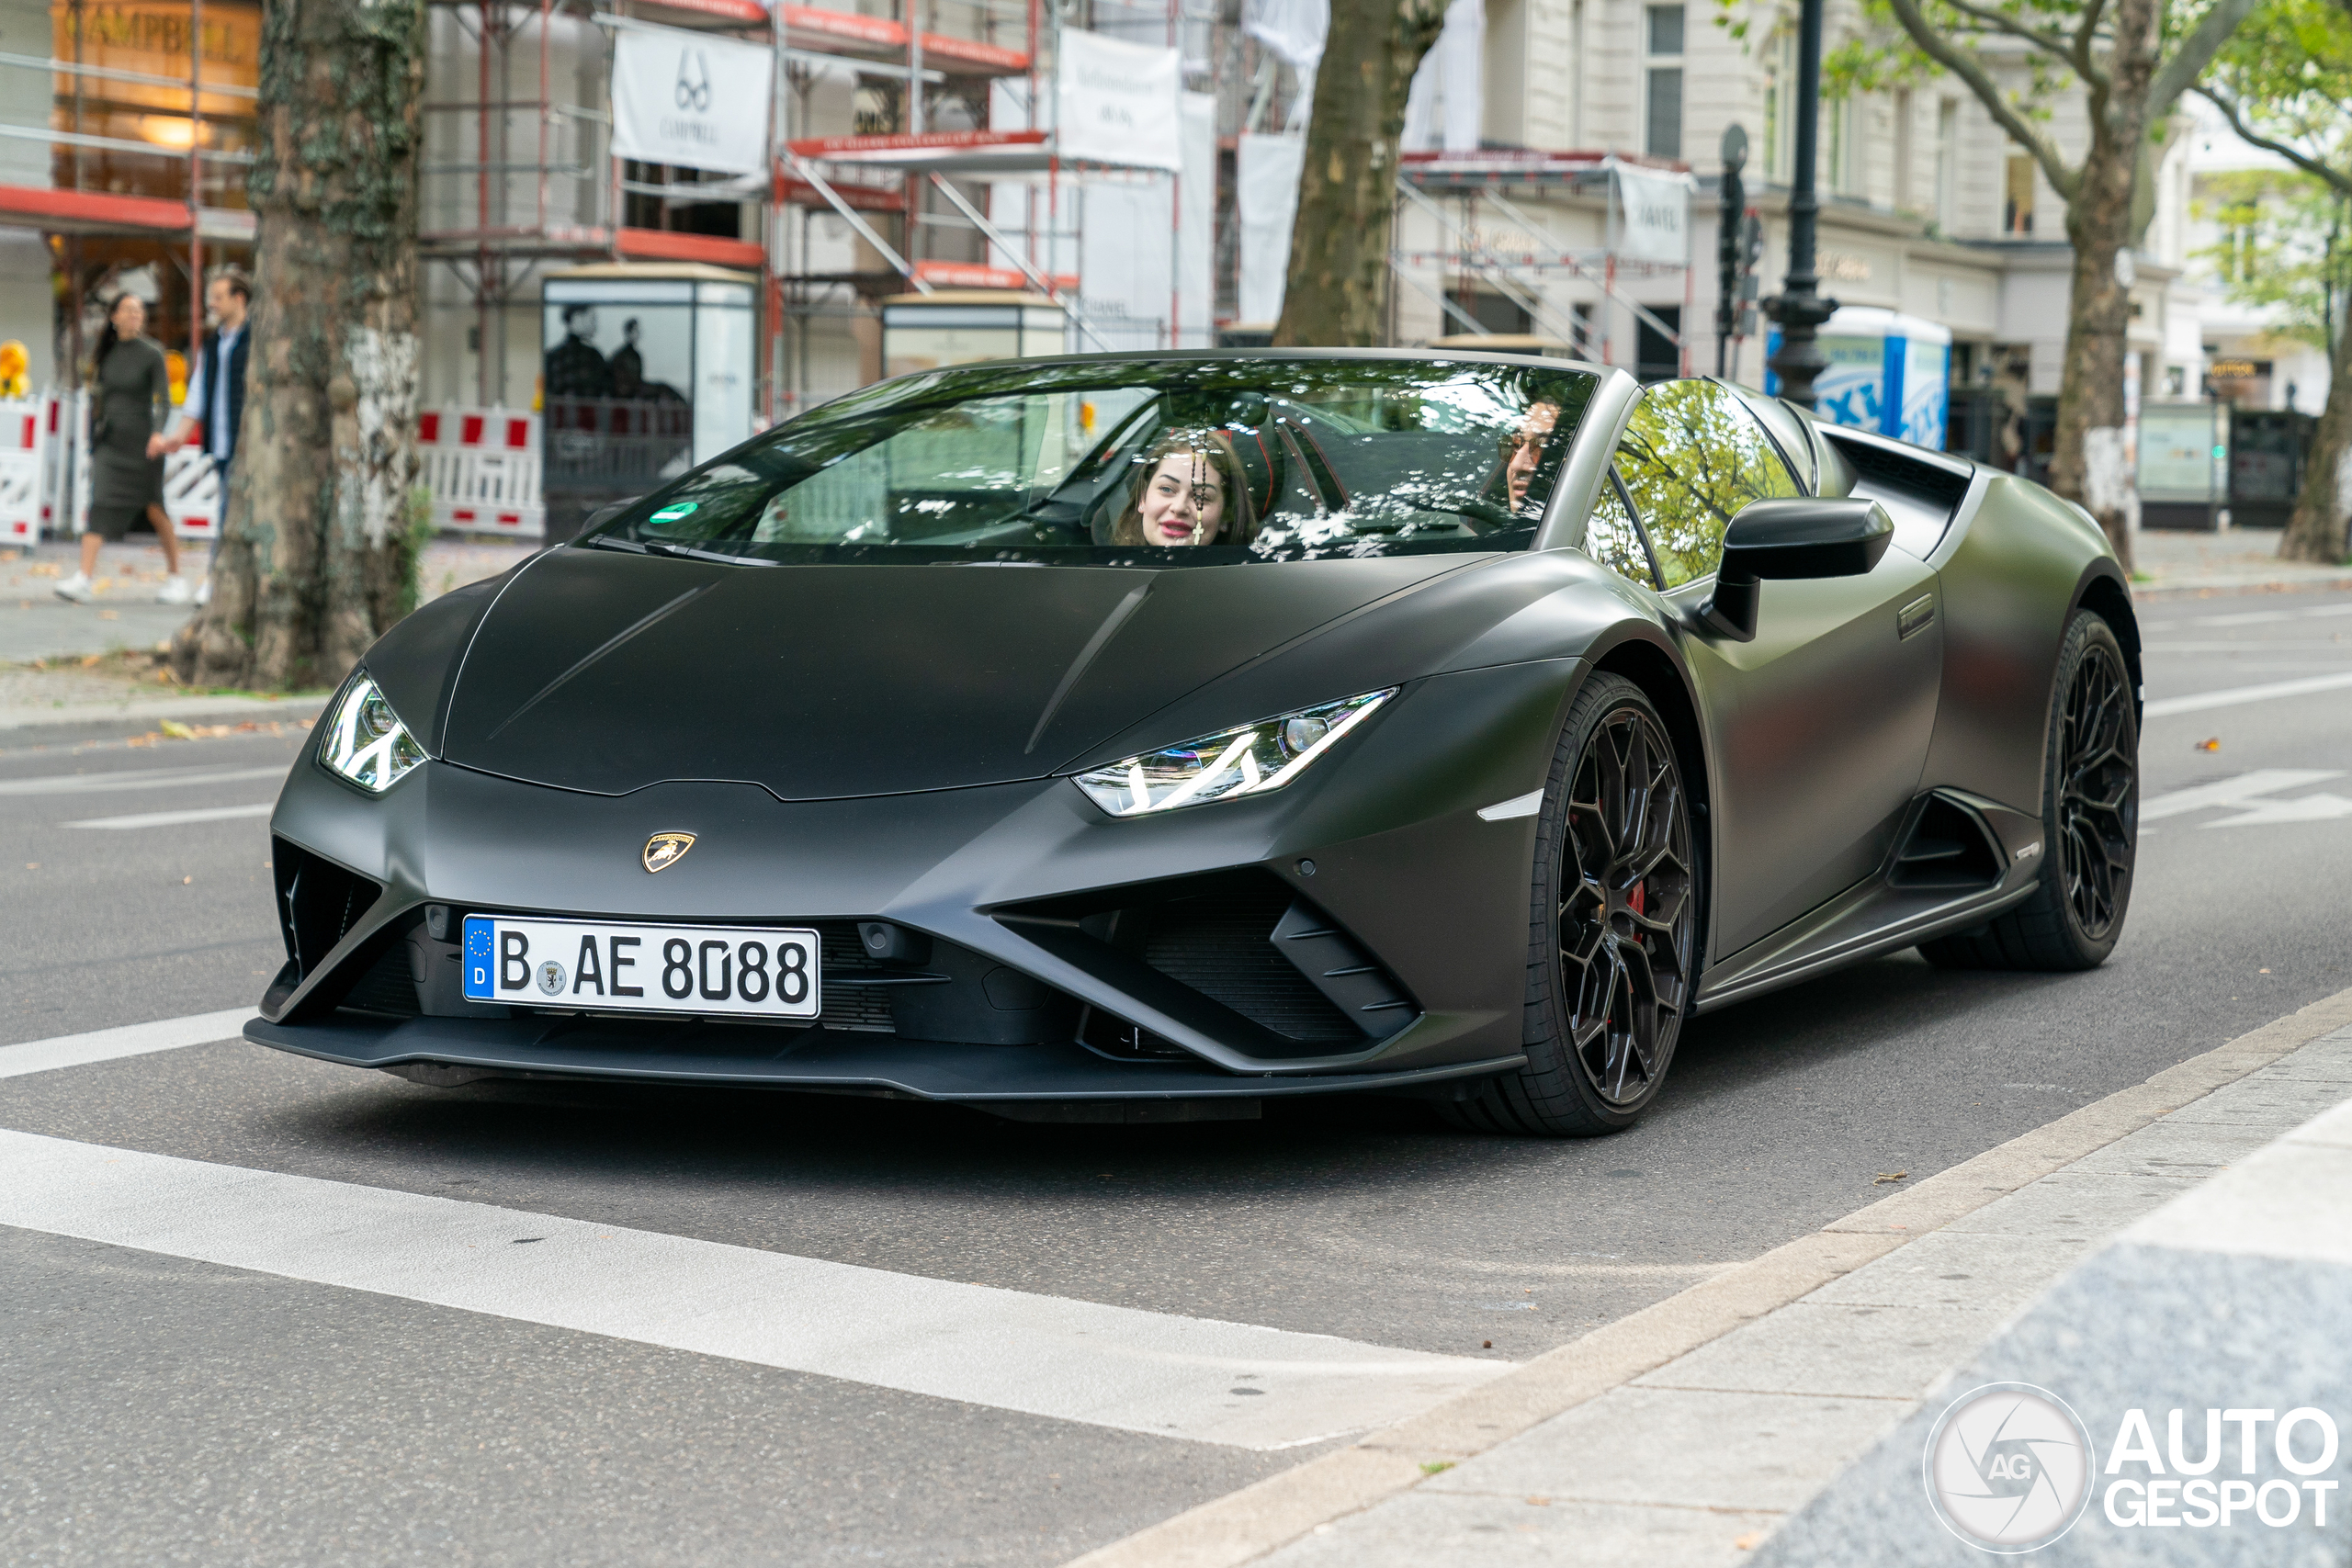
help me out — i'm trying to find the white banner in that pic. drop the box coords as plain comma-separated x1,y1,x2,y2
612,25,772,176
1057,29,1182,172
1237,133,1305,326
1614,162,1693,264
1179,92,1216,346
1618,162,1693,263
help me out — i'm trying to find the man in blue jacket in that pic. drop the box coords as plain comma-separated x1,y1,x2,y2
162,268,252,607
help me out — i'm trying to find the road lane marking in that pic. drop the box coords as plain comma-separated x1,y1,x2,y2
2202,794,2352,828
0,1009,254,1078
2191,610,2296,626
0,1130,1507,1450
0,764,287,797
65,803,275,829
2140,770,2343,821
2143,672,2352,719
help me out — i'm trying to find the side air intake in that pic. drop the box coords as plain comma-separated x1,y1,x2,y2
1890,794,2006,892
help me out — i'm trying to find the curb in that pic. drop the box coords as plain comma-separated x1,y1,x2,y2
2131,572,2352,601
1062,985,2352,1568
0,694,328,732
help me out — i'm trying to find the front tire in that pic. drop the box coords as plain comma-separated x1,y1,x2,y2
1442,674,1701,1136
1918,609,2138,971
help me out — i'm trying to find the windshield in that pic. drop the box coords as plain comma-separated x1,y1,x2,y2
580,357,1600,566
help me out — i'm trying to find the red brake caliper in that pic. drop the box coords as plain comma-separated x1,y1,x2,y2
1628,882,1646,920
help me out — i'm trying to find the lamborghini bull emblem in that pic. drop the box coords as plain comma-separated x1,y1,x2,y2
642,831,696,874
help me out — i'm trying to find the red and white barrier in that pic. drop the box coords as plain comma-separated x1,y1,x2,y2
9,391,547,544
163,448,220,536
418,405,544,537
0,397,42,542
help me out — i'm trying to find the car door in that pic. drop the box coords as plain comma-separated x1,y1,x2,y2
1613,379,1943,963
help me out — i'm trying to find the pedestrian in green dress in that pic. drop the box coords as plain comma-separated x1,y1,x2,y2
54,293,193,605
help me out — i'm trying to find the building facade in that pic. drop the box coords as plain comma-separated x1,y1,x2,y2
0,0,2290,512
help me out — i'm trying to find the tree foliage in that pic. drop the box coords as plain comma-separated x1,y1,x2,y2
2198,0,2352,560
1718,0,2256,571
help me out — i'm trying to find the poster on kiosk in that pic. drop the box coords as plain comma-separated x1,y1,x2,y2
1767,307,1952,450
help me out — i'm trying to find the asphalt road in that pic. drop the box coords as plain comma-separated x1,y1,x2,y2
6,582,2352,1565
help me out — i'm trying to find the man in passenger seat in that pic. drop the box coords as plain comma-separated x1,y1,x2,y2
1503,400,1563,515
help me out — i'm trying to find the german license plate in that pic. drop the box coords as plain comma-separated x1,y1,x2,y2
461,915,820,1020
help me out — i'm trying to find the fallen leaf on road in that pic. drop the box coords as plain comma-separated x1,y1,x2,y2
2196,738,2221,751
1874,1171,1909,1183
159,719,196,739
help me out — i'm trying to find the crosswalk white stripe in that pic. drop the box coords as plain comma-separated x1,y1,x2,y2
0,1009,254,1078
65,803,275,829
0,1130,1505,1450
2143,671,2352,719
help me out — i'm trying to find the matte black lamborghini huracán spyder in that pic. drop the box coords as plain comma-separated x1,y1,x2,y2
254,352,2139,1134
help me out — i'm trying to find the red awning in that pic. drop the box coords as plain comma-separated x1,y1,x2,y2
0,185,193,236
615,227,765,269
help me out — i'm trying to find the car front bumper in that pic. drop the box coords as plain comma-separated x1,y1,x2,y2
257,659,1582,1097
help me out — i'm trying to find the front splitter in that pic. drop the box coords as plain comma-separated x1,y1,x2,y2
245,1013,1525,1103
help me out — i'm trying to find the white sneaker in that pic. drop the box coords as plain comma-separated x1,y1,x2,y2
53,571,95,604
195,576,212,606
156,574,195,605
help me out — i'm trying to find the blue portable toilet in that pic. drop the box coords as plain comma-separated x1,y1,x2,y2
1765,306,1951,450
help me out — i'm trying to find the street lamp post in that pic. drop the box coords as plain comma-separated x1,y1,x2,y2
1764,0,1838,409
1716,124,1747,379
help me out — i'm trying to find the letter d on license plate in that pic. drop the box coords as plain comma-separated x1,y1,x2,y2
461,915,820,1019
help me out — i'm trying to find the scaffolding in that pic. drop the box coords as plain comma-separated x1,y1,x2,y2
1391,151,1694,376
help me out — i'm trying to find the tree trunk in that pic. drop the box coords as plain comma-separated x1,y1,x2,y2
172,0,427,692
2280,313,2352,563
2043,0,2159,579
1271,0,1447,347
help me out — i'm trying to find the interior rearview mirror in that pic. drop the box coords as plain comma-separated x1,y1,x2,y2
1699,497,1895,642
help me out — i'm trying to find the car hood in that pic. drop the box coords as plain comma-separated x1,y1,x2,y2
432,547,1486,798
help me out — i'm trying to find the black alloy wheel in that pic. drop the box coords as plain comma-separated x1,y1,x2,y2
2056,634,2135,942
1919,610,2138,971
1442,673,1701,1136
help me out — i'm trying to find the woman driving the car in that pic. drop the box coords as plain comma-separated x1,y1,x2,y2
1109,429,1256,547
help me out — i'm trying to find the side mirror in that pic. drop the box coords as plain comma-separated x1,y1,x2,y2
1699,497,1894,641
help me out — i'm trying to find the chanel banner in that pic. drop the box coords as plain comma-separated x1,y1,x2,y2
611,24,771,176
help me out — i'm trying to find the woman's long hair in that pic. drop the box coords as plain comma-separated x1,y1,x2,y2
92,295,144,378
1108,428,1256,547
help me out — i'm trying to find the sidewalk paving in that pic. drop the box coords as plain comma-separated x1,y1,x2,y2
1072,990,2352,1568
0,536,534,734
1242,1027,2352,1567
2132,525,2352,600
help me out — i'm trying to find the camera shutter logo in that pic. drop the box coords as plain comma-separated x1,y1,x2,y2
1923,1382,2097,1553
674,49,711,112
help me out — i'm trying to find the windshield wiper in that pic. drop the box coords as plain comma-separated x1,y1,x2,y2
639,539,778,569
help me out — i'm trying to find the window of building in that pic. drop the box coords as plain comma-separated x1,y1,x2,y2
1636,306,1682,384
1894,90,1915,211
1645,6,1685,161
1934,100,1959,232
1761,29,1798,181
2004,152,2036,237
1614,379,1802,588
1824,96,1856,195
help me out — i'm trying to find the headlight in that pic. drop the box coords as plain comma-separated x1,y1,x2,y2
319,674,426,792
1073,689,1396,817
